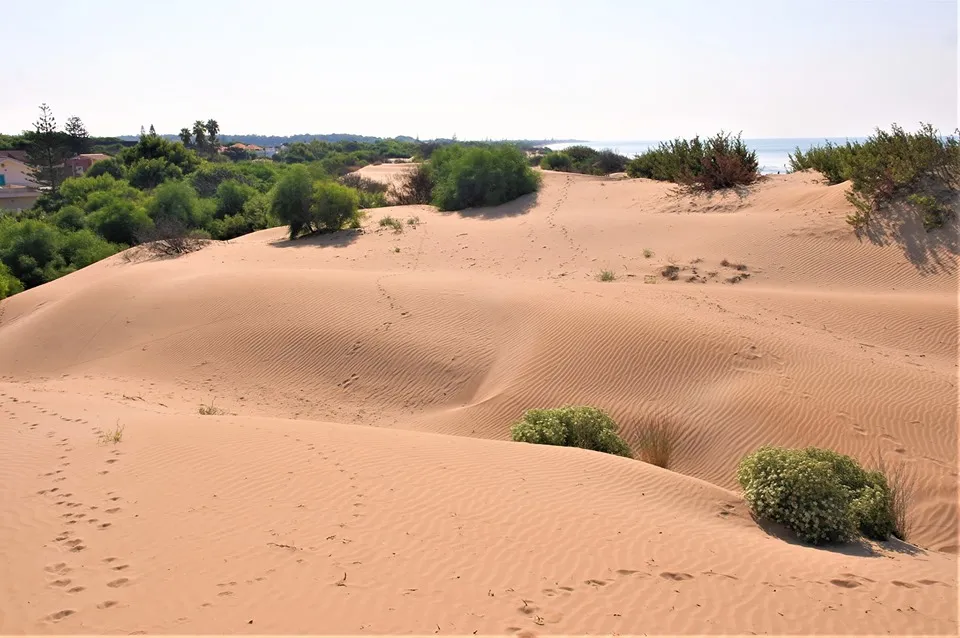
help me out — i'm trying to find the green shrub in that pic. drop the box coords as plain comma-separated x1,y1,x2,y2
127,157,184,190
541,152,573,171
215,180,256,218
627,132,759,190
430,144,541,211
271,165,314,238
540,148,627,175
51,205,87,232
511,406,632,458
737,446,897,545
0,219,119,290
86,200,152,245
378,215,404,232
86,157,126,180
789,124,959,230
310,181,361,232
146,181,207,229
0,261,24,299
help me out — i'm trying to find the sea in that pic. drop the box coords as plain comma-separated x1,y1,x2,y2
545,138,865,175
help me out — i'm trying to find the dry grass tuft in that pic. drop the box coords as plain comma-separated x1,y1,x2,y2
597,269,617,282
634,414,678,468
97,421,125,445
199,399,229,416
875,453,917,541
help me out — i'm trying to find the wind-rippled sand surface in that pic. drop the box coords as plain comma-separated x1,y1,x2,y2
1,169,955,634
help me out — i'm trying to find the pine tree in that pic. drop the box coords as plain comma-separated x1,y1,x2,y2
64,116,90,155
25,103,69,191
149,124,157,137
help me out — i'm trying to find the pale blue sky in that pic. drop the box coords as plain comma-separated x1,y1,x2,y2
5,0,957,140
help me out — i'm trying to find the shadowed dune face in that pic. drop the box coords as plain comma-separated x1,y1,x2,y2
0,171,956,634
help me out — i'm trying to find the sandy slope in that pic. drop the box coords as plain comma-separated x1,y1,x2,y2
0,170,956,634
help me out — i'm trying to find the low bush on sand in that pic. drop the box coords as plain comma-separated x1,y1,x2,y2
540,146,628,176
737,446,899,545
430,144,541,211
511,406,632,458
272,165,362,239
388,164,434,205
378,215,404,233
626,132,759,191
788,123,959,231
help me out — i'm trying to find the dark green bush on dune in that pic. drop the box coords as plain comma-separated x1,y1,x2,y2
788,123,959,230
271,165,361,239
627,132,759,191
511,406,632,458
737,446,898,545
429,144,540,211
540,146,628,175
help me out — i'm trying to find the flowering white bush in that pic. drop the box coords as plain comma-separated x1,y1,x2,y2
737,446,896,545
510,406,633,458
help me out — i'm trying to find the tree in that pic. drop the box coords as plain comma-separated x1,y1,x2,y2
192,121,207,151
149,124,157,137
25,103,69,191
64,116,91,155
179,128,192,147
271,165,315,238
205,119,220,151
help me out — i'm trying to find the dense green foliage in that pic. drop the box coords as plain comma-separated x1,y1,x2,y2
273,138,420,169
511,406,633,458
429,144,541,211
788,124,959,230
540,146,628,175
737,446,897,545
626,132,759,190
271,166,361,238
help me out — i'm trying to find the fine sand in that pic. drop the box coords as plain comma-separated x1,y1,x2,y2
0,169,956,634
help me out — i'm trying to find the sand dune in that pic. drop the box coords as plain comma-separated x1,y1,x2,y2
0,170,956,634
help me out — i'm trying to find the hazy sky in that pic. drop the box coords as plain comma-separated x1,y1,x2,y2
5,0,957,140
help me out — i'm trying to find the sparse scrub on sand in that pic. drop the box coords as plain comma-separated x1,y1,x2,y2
643,248,654,259
737,446,900,545
511,406,632,458
789,123,959,231
875,453,916,541
97,421,125,445
406,216,420,227
720,258,748,271
339,172,389,209
626,132,759,191
597,269,616,282
635,414,677,468
378,215,404,233
661,264,680,280
540,146,628,176
198,400,228,416
272,165,362,239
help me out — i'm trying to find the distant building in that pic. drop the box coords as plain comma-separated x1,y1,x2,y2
0,155,37,187
63,153,112,177
0,184,41,211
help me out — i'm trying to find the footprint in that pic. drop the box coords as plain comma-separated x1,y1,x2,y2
558,586,574,592
105,459,118,464
45,562,70,575
102,557,118,564
112,564,130,571
65,539,83,548
584,579,608,586
107,578,129,588
69,543,86,552
106,507,121,514
217,590,234,597
892,580,918,589
97,600,119,609
616,569,640,575
45,609,76,622
67,586,85,594
98,522,112,530
830,579,860,589
50,579,72,588
660,572,693,581
918,579,945,586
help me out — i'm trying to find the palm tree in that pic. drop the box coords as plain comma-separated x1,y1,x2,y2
205,119,220,145
192,121,207,150
179,128,192,147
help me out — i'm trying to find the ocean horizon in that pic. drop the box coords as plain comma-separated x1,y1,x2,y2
546,138,867,175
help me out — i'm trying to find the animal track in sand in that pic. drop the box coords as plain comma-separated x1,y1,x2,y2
45,562,71,575
98,522,112,529
660,572,694,581
107,578,129,588
106,507,121,514
584,579,608,586
50,578,72,588
98,600,119,609
830,579,860,588
45,609,75,622
892,580,918,588
67,586,85,594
